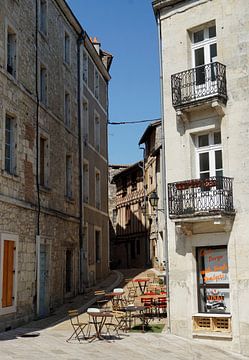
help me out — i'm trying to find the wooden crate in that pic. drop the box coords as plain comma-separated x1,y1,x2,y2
193,316,231,333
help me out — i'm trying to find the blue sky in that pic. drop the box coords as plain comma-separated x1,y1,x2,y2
67,0,160,165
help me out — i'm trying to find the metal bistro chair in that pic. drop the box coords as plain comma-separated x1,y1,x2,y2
94,290,110,309
67,310,88,342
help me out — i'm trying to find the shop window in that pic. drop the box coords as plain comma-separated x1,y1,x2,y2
197,246,230,314
95,230,101,263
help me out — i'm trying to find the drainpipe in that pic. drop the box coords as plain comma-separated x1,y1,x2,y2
156,10,171,332
77,31,86,294
35,0,41,317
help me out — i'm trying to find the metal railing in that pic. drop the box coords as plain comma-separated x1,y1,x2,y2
168,176,234,218
171,62,227,108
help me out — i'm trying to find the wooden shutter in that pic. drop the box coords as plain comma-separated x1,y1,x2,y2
2,240,15,307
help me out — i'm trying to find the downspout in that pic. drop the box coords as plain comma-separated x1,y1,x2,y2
77,31,86,294
156,10,171,332
35,0,41,317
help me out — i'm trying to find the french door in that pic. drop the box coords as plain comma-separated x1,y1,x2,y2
192,25,217,95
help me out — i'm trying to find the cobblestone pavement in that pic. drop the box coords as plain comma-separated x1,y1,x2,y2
0,269,248,360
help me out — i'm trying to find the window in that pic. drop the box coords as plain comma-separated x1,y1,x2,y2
131,173,137,191
7,27,16,78
196,131,222,180
83,161,89,203
95,170,100,209
0,234,18,314
94,113,100,152
64,92,70,127
66,155,72,199
83,51,88,84
112,209,117,224
5,114,16,175
192,24,217,85
64,32,70,65
40,64,47,105
94,68,99,99
40,0,47,35
125,205,131,225
83,99,88,141
39,136,49,187
197,246,230,314
95,230,101,263
65,250,72,293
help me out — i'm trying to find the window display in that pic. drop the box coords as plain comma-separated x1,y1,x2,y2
197,246,230,313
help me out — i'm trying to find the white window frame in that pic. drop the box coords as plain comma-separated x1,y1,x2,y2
191,24,217,67
94,111,100,152
83,160,89,203
95,168,101,209
195,131,222,178
39,0,48,35
0,233,18,315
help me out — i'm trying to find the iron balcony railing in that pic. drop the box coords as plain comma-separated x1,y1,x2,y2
171,62,227,108
168,176,234,218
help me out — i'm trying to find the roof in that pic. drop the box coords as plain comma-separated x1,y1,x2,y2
138,120,161,145
111,161,143,183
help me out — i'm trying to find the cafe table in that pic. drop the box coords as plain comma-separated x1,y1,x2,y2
105,291,125,309
87,311,113,342
132,278,150,295
121,305,147,332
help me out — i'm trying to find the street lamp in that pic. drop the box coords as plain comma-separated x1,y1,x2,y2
148,191,159,209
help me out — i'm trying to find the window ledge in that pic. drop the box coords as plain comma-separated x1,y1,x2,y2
1,170,19,182
193,313,231,318
65,196,75,204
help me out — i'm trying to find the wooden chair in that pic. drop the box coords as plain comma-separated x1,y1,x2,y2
67,310,88,342
155,297,167,318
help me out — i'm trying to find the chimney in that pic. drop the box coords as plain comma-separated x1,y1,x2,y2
91,36,101,55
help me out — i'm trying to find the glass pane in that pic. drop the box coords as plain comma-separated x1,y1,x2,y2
215,150,223,170
209,26,216,38
195,47,205,66
199,152,209,172
198,134,209,147
214,131,221,144
194,30,204,43
216,170,223,178
210,43,217,62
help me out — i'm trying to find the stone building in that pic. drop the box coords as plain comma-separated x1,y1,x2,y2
111,162,147,268
153,0,249,356
138,120,165,269
0,0,111,331
108,164,129,269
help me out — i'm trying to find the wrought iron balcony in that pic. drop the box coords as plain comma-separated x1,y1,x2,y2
171,62,227,109
168,176,234,219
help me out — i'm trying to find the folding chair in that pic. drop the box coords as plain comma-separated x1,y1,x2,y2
94,290,110,309
66,310,88,342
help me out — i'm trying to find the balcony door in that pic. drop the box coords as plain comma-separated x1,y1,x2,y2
192,25,217,95
195,132,223,211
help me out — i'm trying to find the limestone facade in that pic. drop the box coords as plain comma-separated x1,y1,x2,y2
153,0,249,356
0,0,111,331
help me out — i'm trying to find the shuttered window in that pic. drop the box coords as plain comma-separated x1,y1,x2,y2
2,240,15,308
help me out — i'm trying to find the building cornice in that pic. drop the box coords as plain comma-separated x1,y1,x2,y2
152,0,185,12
